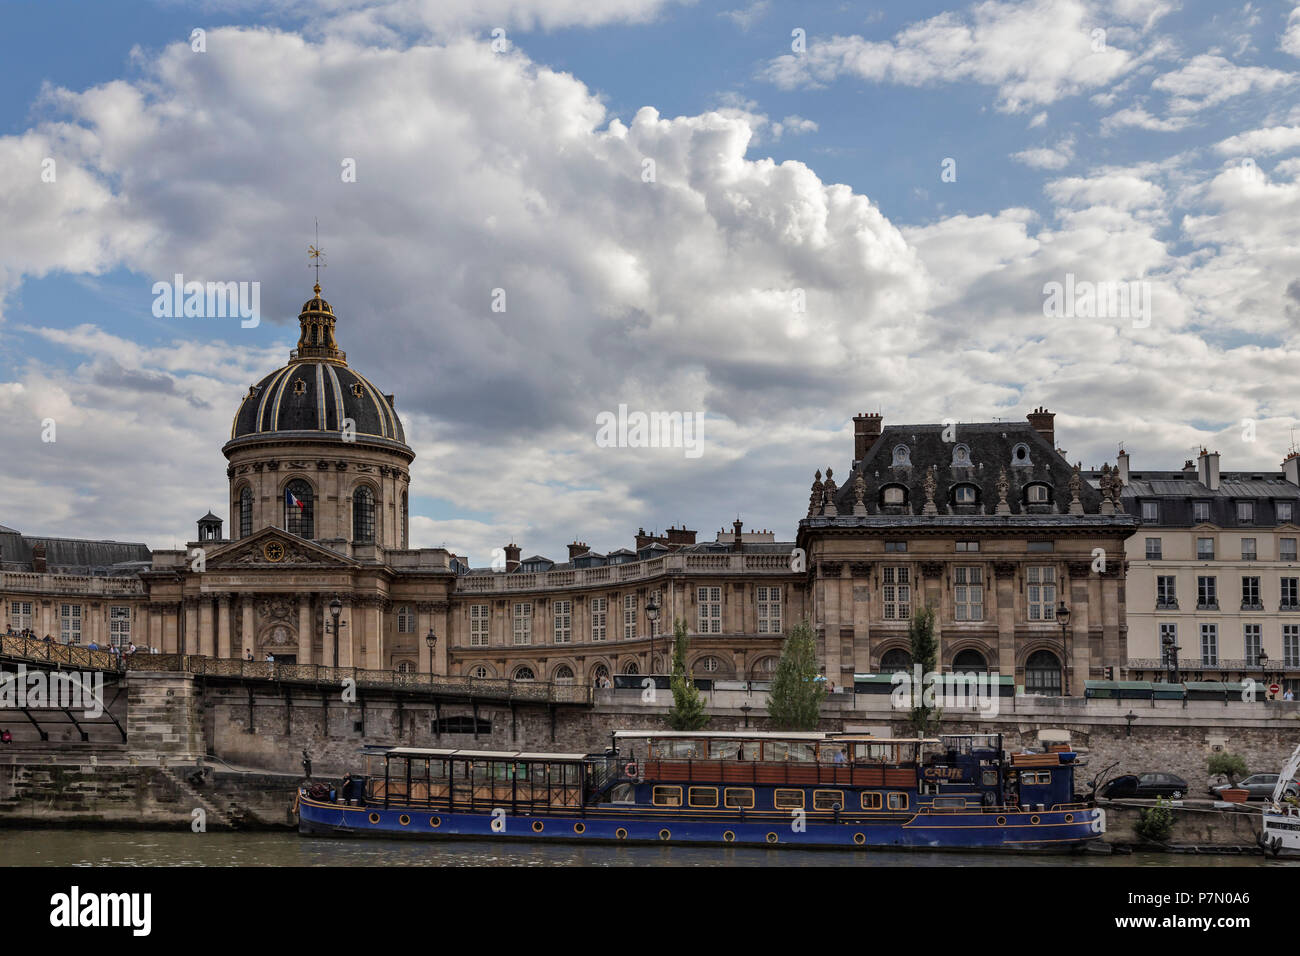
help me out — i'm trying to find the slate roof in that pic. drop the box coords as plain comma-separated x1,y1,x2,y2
1093,468,1300,528
0,528,152,574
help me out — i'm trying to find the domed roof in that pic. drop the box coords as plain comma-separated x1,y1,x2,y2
227,283,406,446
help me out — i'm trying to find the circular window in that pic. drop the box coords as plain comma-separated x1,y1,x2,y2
996,816,1007,826
615,827,628,840
766,832,779,844
368,812,381,824
573,822,586,835
532,820,544,832
398,814,410,826
430,816,441,828
723,830,735,843
854,832,866,846
1065,813,1074,823
1030,815,1041,825
659,828,671,841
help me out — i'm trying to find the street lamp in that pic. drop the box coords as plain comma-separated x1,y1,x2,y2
425,626,438,684
1055,600,1072,696
645,596,661,676
327,595,345,669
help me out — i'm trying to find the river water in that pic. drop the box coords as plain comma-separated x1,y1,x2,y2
0,829,1290,866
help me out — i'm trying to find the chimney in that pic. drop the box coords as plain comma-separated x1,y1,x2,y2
665,525,697,547
504,542,521,573
733,519,744,551
1197,448,1220,491
31,543,47,573
1116,447,1130,486
568,541,588,561
1285,453,1300,487
854,413,883,461
1182,459,1197,481
1027,406,1055,448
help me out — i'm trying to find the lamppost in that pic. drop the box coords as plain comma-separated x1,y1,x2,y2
1161,630,1181,684
426,626,438,685
645,596,661,677
1056,600,1072,696
327,595,346,668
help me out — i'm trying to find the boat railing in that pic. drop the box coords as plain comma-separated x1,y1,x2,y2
638,759,916,788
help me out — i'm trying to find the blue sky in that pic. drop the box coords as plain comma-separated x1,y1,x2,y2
2,0,1300,562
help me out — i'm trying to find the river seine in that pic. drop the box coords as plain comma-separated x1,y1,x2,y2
0,830,1291,866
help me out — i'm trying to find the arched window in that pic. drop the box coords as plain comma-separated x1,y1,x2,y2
952,649,988,673
470,665,490,679
401,491,409,548
553,664,574,682
623,661,640,675
513,665,535,681
1025,650,1062,696
952,483,979,506
1011,443,1032,466
1024,482,1052,505
753,657,778,677
396,606,414,633
353,486,375,543
284,479,314,538
696,656,722,674
880,648,912,674
892,445,912,467
951,444,972,467
592,664,610,685
395,660,415,674
239,487,253,539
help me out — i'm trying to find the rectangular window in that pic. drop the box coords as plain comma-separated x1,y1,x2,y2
884,541,908,552
861,792,883,810
884,487,905,505
697,587,721,634
469,604,489,647
954,486,977,504
1200,623,1219,666
1027,541,1055,553
724,788,755,809
1283,578,1299,609
512,602,532,645
1194,502,1212,524
1156,576,1177,608
10,601,32,632
60,604,81,645
813,790,844,811
955,541,980,552
1159,623,1177,666
109,606,131,647
773,789,805,810
1197,576,1217,609
651,786,682,807
1285,625,1300,667
1238,501,1255,524
1197,537,1215,560
688,786,718,808
1027,566,1056,621
553,600,572,644
591,597,607,642
649,590,663,637
1284,538,1298,561
1028,485,1050,504
1145,537,1162,560
882,567,911,620
1142,501,1159,521
623,594,637,640
1242,538,1257,561
1244,624,1262,665
953,566,984,621
887,792,909,810
1280,502,1295,524
757,586,781,633
397,606,414,633
1242,576,1261,608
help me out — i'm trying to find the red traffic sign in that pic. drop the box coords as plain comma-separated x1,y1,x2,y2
1270,683,1281,695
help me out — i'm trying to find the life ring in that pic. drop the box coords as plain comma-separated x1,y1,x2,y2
624,762,638,778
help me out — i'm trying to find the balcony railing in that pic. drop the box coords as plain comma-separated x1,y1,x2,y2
455,552,793,593
0,571,143,596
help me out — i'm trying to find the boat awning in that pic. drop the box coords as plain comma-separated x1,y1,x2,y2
381,747,587,761
613,730,829,740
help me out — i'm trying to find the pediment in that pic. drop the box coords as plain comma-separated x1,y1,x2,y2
203,529,356,569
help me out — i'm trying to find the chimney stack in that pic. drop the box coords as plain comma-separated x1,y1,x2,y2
665,525,697,548
1027,406,1055,448
1116,447,1130,486
853,412,883,461
31,543,47,573
1197,448,1221,491
568,541,588,561
733,519,744,551
1182,459,1197,480
1284,453,1300,487
504,542,521,572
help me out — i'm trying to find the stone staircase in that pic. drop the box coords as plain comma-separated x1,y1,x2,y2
161,766,240,830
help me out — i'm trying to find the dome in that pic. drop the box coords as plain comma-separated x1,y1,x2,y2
227,283,406,445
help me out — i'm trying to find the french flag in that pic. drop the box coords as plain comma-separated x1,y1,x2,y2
286,490,304,511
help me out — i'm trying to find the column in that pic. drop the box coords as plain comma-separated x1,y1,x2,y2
994,563,1016,682
417,602,433,676
198,596,215,657
217,594,232,659
434,602,449,675
297,594,313,665
1068,562,1092,696
183,598,199,656
339,597,355,667
241,595,256,660
364,599,382,670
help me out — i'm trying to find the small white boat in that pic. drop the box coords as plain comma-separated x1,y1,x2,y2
1259,743,1300,857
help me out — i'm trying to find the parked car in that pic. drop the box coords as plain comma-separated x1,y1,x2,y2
1208,774,1300,801
1101,772,1189,799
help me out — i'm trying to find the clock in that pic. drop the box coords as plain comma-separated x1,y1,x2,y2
263,541,285,563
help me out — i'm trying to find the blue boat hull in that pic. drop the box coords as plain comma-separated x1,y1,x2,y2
296,794,1105,852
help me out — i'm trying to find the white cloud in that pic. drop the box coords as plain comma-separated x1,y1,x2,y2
1214,125,1300,156
1282,6,1300,57
1151,54,1296,113
1012,137,1075,169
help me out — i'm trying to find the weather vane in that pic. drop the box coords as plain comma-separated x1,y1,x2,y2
308,218,326,287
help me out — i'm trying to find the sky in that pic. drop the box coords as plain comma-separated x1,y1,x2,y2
2,0,1299,564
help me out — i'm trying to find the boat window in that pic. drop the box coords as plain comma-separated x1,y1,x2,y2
770,741,817,762
724,788,755,809
688,786,719,808
861,792,883,810
887,792,909,810
932,796,969,809
653,740,703,760
1021,771,1051,785
711,739,758,759
853,743,899,763
981,770,998,787
819,745,851,764
774,789,805,809
608,783,635,804
652,786,683,807
813,790,844,811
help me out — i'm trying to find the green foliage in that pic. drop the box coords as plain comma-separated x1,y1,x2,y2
666,618,709,731
1208,752,1248,786
766,617,826,730
1135,797,1175,843
907,604,941,735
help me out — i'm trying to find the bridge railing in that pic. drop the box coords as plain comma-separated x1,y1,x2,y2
0,634,123,672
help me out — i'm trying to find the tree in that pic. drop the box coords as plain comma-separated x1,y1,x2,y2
767,616,826,730
666,618,709,731
906,604,940,735
1208,752,1249,787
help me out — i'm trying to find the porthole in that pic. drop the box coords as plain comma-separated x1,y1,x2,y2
766,832,779,844
398,814,410,826
574,822,586,835
1065,813,1074,823
1030,815,1041,825
532,820,544,833
368,812,381,824
996,816,1006,826
853,833,866,846
659,828,671,841
429,816,441,828
723,830,735,843
615,827,628,840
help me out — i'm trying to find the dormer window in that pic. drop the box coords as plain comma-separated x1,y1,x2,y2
952,444,971,467
1026,483,1051,504
892,445,912,467
882,485,907,506
953,484,978,505
1237,501,1255,525
1012,443,1031,466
